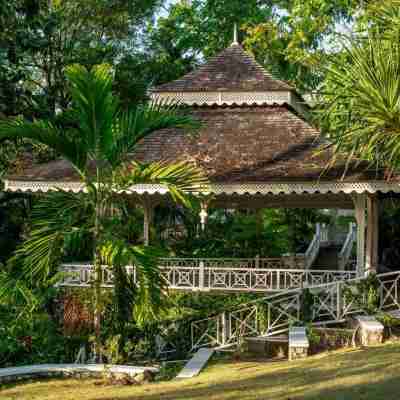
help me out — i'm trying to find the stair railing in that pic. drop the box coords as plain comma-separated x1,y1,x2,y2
305,223,321,269
190,271,400,350
338,222,357,271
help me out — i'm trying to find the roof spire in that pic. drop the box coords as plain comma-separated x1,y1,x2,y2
232,23,239,45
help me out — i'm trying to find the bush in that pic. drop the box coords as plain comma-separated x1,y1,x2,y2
0,308,84,367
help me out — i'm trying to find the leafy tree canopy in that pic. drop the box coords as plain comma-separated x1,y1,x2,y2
0,0,162,118
130,0,365,95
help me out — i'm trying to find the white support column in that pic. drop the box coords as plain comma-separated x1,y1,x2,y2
199,201,209,232
366,194,379,275
353,193,366,276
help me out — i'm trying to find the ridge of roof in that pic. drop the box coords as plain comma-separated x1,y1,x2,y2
153,43,294,93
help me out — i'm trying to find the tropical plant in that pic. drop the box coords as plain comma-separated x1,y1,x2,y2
0,64,207,357
318,1,400,174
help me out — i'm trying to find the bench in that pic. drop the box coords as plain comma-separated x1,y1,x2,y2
288,327,309,361
355,316,384,346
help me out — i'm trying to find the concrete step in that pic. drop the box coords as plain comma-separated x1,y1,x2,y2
177,348,214,379
246,335,288,357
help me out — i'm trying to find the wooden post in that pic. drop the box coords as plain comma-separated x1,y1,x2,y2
366,194,379,275
353,194,366,277
143,201,154,246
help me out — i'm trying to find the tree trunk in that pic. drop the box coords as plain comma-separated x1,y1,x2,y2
92,175,103,361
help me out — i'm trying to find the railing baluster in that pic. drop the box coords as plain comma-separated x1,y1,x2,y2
336,282,342,321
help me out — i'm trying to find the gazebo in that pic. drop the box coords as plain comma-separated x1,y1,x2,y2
4,38,396,292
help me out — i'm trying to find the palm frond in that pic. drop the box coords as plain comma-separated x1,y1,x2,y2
318,29,400,172
65,64,119,161
12,190,93,281
0,118,87,172
107,100,200,167
118,160,208,208
100,239,167,326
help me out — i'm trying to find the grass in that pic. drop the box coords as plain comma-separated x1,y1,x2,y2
2,342,400,400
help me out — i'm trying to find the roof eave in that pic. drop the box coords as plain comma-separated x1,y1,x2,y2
5,179,400,195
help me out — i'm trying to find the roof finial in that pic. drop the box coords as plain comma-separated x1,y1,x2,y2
232,23,239,45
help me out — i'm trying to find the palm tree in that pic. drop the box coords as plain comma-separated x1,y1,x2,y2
318,1,400,175
0,64,207,356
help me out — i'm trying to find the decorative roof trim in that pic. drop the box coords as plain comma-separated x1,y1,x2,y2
151,91,308,116
5,180,400,195
4,180,87,193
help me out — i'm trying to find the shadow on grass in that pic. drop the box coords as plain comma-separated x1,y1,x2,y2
94,345,400,400
2,345,400,400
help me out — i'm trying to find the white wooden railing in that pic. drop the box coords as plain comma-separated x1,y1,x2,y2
338,222,357,271
304,223,322,269
190,271,400,350
58,261,356,292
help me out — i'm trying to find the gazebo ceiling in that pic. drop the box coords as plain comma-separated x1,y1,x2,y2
3,41,398,195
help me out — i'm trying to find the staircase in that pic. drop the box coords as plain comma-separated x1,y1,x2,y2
190,271,400,352
312,244,342,270
311,222,357,271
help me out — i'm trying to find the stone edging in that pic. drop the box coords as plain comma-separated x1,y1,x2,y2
0,364,159,384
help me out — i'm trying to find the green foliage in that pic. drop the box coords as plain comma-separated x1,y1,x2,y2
162,207,330,258
155,361,186,382
318,1,400,172
300,289,315,323
343,274,381,314
0,0,162,117
139,0,364,94
0,64,208,361
0,265,84,367
306,326,322,346
0,309,65,367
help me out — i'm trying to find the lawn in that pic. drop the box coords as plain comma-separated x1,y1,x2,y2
2,342,400,400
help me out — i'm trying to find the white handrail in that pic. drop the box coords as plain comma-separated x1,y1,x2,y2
190,270,400,350
338,222,356,270
304,223,321,269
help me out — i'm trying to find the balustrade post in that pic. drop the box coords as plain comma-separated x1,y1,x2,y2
379,282,384,310
277,270,281,290
199,260,205,290
336,282,342,321
255,255,260,269
191,323,195,350
221,312,227,346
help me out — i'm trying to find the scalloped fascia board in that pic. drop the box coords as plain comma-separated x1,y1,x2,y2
4,180,400,195
151,91,307,117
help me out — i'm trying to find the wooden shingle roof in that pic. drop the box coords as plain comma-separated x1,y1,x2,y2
4,42,395,195
154,43,293,93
